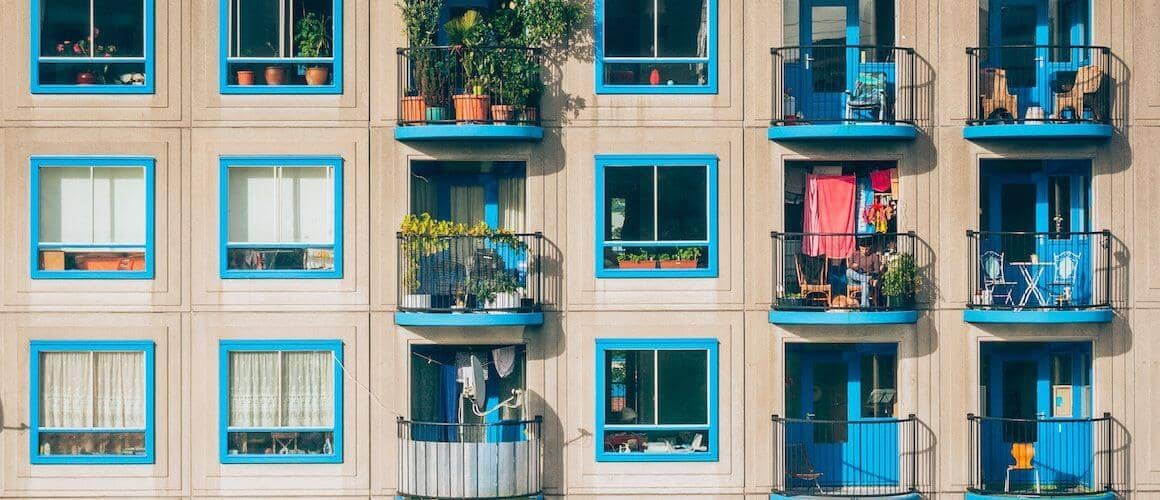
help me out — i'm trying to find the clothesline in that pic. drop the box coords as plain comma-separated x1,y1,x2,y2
411,346,527,369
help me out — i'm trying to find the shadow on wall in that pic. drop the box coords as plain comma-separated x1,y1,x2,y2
542,9,594,124
914,417,939,497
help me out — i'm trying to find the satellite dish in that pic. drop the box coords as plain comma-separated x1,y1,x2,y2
462,355,487,406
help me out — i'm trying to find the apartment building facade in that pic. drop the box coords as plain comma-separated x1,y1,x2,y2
0,0,1150,498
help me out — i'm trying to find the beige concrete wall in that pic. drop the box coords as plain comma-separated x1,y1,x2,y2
0,0,1157,498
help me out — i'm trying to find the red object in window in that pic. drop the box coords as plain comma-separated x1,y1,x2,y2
649,68,661,85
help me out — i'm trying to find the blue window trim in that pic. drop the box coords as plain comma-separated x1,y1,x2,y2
219,155,344,279
30,0,156,94
594,338,719,462
30,156,156,280
29,340,156,465
593,0,718,94
218,339,344,464
594,154,719,278
218,0,343,94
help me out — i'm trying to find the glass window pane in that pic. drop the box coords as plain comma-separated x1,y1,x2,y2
228,351,281,428
281,351,334,427
39,351,93,428
604,166,655,241
227,430,334,455
657,166,707,241
234,0,281,57
93,0,146,57
39,167,95,243
228,167,279,243
783,0,800,47
605,0,654,57
92,167,147,244
277,167,333,244
40,0,91,57
602,62,709,86
657,0,708,57
657,350,708,425
602,428,709,454
38,431,147,456
93,351,145,428
605,350,655,425
860,353,896,418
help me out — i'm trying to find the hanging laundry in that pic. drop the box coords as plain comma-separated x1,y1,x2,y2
870,169,894,192
856,176,875,234
802,174,857,257
492,346,517,378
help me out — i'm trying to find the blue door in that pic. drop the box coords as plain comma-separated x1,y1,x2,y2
787,345,899,489
987,0,1090,120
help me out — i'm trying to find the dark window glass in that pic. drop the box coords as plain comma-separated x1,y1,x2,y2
657,165,707,241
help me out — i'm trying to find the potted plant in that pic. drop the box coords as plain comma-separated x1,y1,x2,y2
445,10,492,123
56,34,117,84
616,250,656,270
777,293,807,309
399,213,456,309
264,65,287,85
659,247,701,269
295,12,332,85
881,253,920,309
236,69,256,85
400,0,446,123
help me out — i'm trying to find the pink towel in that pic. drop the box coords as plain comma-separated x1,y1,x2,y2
803,174,856,257
870,169,894,192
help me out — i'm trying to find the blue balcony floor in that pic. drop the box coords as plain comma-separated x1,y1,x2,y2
768,123,917,141
963,308,1113,324
769,309,919,325
394,311,544,327
963,123,1113,140
966,492,1114,500
394,124,544,141
772,491,920,500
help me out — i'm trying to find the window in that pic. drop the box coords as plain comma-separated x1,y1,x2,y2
220,0,342,93
596,338,718,462
31,156,155,280
31,0,154,94
596,155,717,278
595,0,717,93
30,341,155,465
860,353,897,418
219,156,343,279
220,340,343,464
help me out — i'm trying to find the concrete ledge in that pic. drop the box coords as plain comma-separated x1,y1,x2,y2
771,492,920,500
963,308,1114,324
394,311,544,327
768,123,918,141
963,123,1113,140
394,124,544,141
769,310,919,325
966,492,1115,500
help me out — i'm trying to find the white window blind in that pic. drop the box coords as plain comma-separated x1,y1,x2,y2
227,166,334,245
38,166,147,245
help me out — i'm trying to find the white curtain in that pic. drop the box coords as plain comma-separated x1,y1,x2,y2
229,351,334,428
411,175,439,217
282,351,334,427
498,178,526,232
697,0,709,58
39,352,92,428
228,352,280,427
39,166,146,244
228,166,334,244
450,185,485,225
93,352,145,428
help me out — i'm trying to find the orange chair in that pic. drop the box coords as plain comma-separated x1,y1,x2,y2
1005,442,1040,493
980,68,1018,120
795,255,832,307
1055,65,1103,121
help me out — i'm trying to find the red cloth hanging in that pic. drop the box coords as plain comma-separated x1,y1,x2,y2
802,174,856,257
870,169,894,192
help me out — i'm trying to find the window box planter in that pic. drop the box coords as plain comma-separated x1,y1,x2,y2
658,259,697,269
401,96,427,123
617,260,656,270
453,94,491,123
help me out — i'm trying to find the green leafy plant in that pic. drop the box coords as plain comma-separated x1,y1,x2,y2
881,253,921,304
675,247,702,261
295,12,332,58
466,270,520,305
615,249,654,263
400,0,447,102
445,10,490,93
398,213,527,292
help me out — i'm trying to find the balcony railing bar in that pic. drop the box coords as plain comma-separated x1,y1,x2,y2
396,232,543,314
772,231,918,312
770,45,917,126
397,417,543,500
966,230,1111,310
967,413,1114,496
397,46,543,127
965,45,1113,126
772,414,919,497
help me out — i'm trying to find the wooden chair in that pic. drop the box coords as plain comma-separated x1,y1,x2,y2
795,254,832,307
980,68,1018,120
1054,65,1103,121
787,442,825,493
1006,442,1041,493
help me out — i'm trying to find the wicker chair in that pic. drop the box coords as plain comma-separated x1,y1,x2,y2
980,68,1018,121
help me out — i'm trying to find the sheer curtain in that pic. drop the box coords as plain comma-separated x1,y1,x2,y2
498,177,526,232
229,352,280,427
40,352,92,428
39,166,146,245
411,175,439,217
94,352,145,428
229,166,334,244
450,185,485,225
282,351,334,427
229,351,334,428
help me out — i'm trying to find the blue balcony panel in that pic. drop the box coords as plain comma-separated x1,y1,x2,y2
963,308,1113,324
772,494,919,500
963,123,1112,141
394,311,544,327
966,493,1114,500
395,124,544,142
768,123,918,141
769,310,919,325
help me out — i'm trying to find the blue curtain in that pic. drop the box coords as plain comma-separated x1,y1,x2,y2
856,175,874,234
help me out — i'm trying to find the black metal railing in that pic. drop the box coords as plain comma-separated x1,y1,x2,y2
967,46,1113,125
397,233,543,313
772,415,918,496
772,232,918,311
771,45,916,126
967,414,1114,496
397,417,543,499
966,230,1110,310
397,46,543,126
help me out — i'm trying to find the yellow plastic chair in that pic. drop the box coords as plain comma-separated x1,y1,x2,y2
1005,442,1041,493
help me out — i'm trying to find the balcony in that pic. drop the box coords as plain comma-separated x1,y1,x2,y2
397,418,543,499
964,46,1114,140
395,46,544,142
769,46,918,141
770,232,919,325
965,231,1112,324
771,416,920,500
967,414,1115,499
395,232,544,327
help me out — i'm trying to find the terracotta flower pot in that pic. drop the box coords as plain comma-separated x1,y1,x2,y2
659,259,697,269
264,66,286,85
453,94,491,123
76,71,97,85
236,70,255,85
617,260,657,269
305,66,329,85
491,104,516,124
401,96,427,124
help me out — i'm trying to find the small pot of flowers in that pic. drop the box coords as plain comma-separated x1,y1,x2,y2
659,247,701,269
616,250,657,270
56,33,117,84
